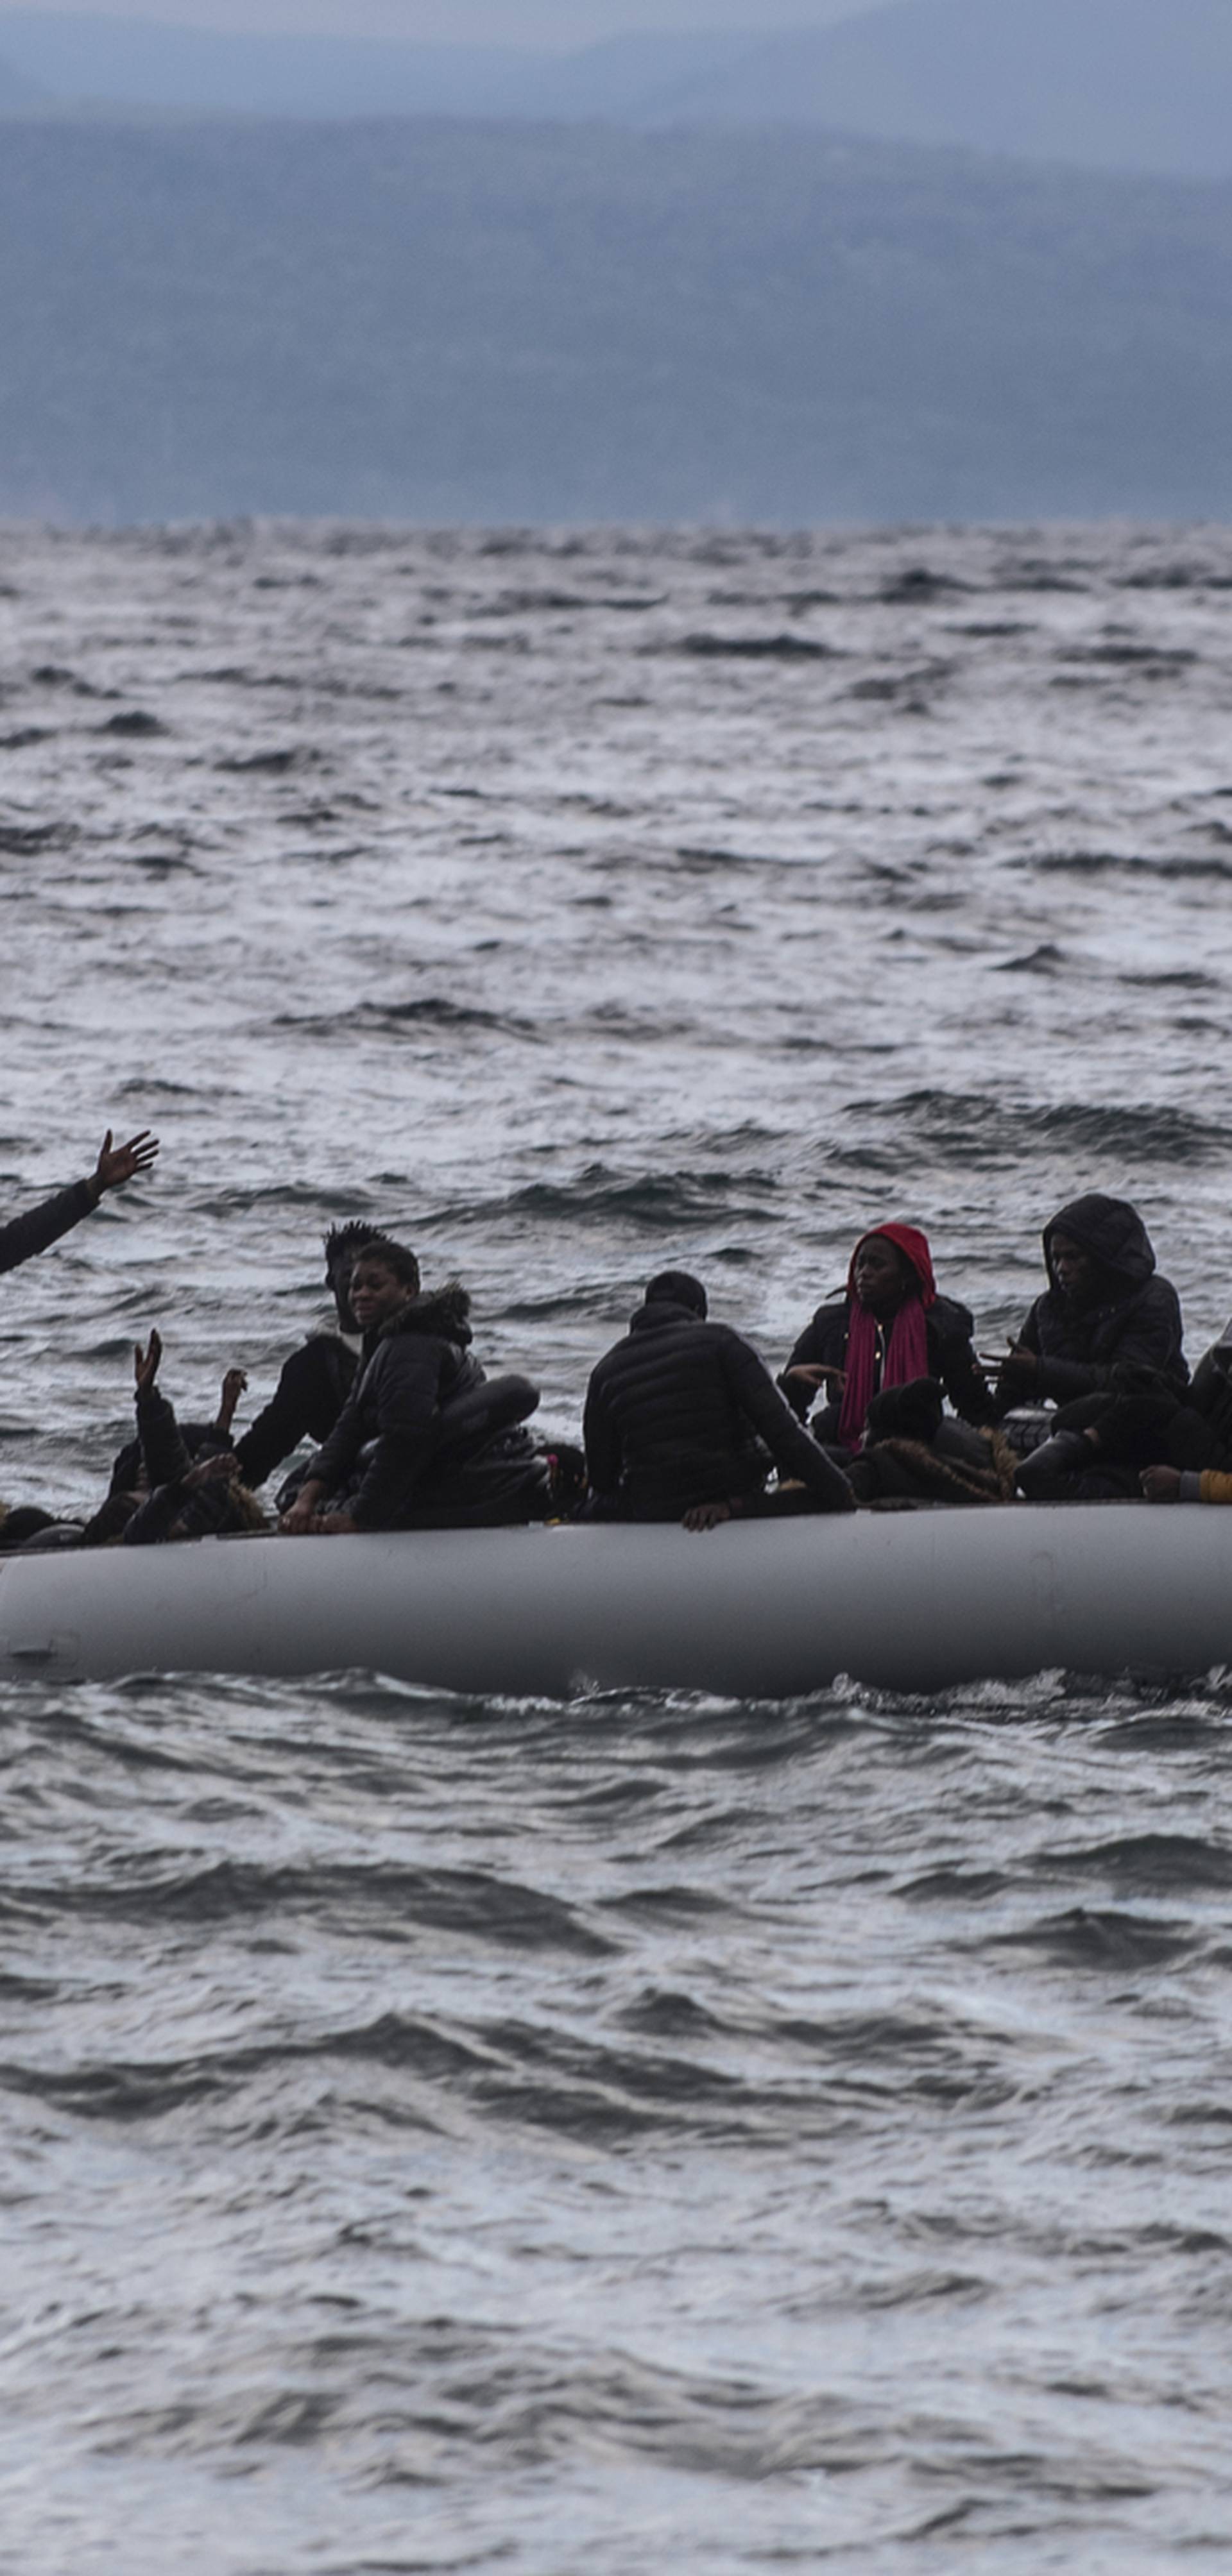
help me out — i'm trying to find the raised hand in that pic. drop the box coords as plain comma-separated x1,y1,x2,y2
93,1130,160,1198
217,1367,248,1436
133,1328,162,1394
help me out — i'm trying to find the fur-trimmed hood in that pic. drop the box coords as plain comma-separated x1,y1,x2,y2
375,1282,473,1350
850,1430,1019,1509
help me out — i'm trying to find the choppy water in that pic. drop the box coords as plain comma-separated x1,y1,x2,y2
4,518,1232,2570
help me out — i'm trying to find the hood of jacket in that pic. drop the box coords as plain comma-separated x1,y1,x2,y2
1043,1195,1156,1291
848,1222,937,1310
376,1282,473,1348
629,1296,703,1336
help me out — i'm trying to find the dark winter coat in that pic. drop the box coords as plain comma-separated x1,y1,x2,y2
583,1296,855,1520
234,1332,358,1488
309,1285,547,1529
846,1429,1019,1508
1183,1319,1232,1461
781,1292,995,1426
1046,1317,1232,1489
0,1179,94,1276
1013,1194,1187,1404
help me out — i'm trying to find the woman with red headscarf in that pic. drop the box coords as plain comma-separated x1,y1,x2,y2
780,1223,994,1451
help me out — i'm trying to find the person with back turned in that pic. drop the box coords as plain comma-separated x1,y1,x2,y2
583,1270,855,1524
0,1128,158,1276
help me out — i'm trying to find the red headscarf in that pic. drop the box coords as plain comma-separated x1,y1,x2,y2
837,1223,936,1450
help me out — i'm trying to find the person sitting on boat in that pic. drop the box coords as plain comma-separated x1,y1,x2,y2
0,1343,253,1553
280,1240,550,1533
780,1223,993,1450
103,1348,248,1504
1,1126,159,1277
688,1373,1016,1528
229,1220,395,1498
83,1332,266,1546
1117,1314,1232,1505
998,1196,1188,1500
583,1269,855,1523
843,1376,1018,1507
120,1334,266,1544
995,1195,1185,1417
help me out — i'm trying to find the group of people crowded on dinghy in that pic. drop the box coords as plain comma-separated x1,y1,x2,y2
2,1127,1231,1552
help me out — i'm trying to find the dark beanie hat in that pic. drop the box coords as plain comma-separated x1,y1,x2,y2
864,1376,945,1448
646,1269,708,1318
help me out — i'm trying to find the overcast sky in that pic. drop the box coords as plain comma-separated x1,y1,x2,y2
4,0,875,42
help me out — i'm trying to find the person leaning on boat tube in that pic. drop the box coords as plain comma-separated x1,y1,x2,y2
279,1239,552,1534
582,1270,855,1525
0,1127,159,1275
112,1331,267,1545
780,1223,994,1452
0,1331,263,1553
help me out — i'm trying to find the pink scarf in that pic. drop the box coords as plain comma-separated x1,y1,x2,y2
837,1224,936,1451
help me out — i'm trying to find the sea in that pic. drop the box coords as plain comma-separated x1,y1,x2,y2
3,518,1232,2573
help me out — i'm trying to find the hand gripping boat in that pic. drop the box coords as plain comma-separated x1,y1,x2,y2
0,1507,1228,1693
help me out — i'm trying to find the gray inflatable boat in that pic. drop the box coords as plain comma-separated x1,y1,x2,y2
0,1507,1225,1694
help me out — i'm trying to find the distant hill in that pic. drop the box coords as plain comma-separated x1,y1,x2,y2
660,0,1232,181
1,1,1231,180
0,13,762,121
1,119,1231,524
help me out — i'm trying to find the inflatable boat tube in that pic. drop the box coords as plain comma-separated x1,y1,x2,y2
0,1507,1228,1695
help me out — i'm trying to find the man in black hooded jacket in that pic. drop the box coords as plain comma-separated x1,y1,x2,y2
231,1221,395,1494
995,1193,1186,1414
583,1271,855,1522
284,1243,548,1531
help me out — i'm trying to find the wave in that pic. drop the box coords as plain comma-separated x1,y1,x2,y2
17,1855,612,1951
493,1165,778,1228
878,567,973,601
1032,849,1232,881
215,747,319,772
672,632,838,660
469,589,665,614
1118,564,1232,591
989,1906,1199,1966
1056,644,1197,668
268,997,540,1041
98,710,166,736
0,822,73,852
995,942,1068,974
835,1089,1228,1169
1033,1832,1232,1894
29,662,104,694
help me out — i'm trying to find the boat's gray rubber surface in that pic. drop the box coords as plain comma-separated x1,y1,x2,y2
0,1508,1224,1693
